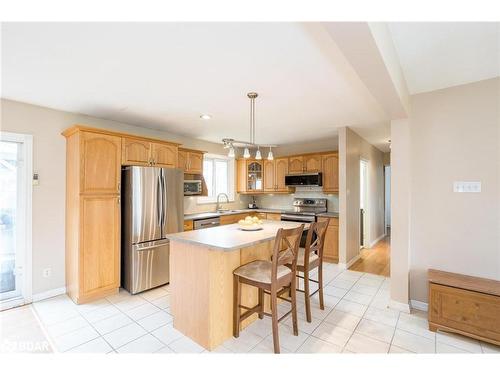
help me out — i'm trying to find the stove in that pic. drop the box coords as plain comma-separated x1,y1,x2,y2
280,198,327,223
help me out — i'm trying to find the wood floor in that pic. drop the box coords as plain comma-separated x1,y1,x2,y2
349,234,390,277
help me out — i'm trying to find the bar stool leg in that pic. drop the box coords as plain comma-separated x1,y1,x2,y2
304,269,312,323
318,263,325,310
290,277,299,336
270,286,280,354
258,288,264,319
233,275,241,337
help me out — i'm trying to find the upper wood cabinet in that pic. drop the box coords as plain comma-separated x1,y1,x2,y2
122,138,151,166
178,148,204,174
322,153,339,193
288,156,304,174
122,137,178,167
304,154,322,173
237,159,264,193
80,132,121,195
263,158,289,192
152,142,177,168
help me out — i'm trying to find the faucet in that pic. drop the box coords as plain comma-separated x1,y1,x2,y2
216,193,230,211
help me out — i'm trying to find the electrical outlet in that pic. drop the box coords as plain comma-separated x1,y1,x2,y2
43,268,51,278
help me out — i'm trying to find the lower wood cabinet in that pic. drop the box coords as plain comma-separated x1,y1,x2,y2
318,217,339,263
183,220,194,231
80,196,120,297
220,213,249,225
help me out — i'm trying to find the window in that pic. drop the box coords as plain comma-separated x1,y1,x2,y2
198,154,235,203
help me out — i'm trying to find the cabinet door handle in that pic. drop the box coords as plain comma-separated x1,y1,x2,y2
117,197,121,204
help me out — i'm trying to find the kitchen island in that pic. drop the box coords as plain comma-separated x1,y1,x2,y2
166,220,308,350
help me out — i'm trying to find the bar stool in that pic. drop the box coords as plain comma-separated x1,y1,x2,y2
232,225,304,354
290,220,328,323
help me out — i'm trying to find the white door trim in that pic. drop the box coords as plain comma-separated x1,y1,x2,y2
0,131,33,310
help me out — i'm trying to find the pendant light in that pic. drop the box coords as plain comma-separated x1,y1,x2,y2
228,146,235,158
243,147,250,158
267,146,274,160
255,146,262,160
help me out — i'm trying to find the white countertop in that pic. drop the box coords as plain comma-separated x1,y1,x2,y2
167,220,309,251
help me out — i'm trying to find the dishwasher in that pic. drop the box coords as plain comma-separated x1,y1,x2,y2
193,217,220,230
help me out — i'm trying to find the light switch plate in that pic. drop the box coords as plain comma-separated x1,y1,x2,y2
453,181,481,193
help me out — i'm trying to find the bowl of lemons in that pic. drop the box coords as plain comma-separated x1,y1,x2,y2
238,216,264,231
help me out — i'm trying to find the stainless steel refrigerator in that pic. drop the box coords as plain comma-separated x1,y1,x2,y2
121,166,183,294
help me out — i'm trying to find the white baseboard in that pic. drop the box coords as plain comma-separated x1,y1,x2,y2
410,299,428,312
32,287,66,302
338,254,361,270
369,233,386,248
388,299,411,313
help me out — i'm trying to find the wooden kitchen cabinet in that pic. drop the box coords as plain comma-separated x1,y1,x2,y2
237,160,264,193
288,156,304,174
62,127,122,304
179,148,204,174
81,196,120,297
304,154,322,173
266,213,281,221
220,213,249,225
318,217,339,263
122,137,178,167
322,153,339,193
80,131,121,195
122,137,151,166
152,142,177,168
183,220,194,231
263,158,289,193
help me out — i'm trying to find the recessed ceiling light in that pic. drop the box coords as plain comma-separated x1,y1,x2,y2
200,114,211,120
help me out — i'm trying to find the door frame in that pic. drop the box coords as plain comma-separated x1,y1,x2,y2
0,131,33,310
359,158,369,249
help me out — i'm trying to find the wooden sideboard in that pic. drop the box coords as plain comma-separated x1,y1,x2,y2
428,269,500,346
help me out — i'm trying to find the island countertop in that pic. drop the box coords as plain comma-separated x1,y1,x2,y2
166,219,308,251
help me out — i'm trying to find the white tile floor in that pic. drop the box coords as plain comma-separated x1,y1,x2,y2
17,264,499,354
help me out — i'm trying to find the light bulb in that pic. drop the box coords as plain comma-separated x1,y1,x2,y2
228,146,235,158
255,148,262,160
267,148,274,160
243,147,250,159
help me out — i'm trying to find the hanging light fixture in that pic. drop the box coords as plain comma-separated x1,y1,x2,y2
267,146,274,160
255,146,262,160
221,92,277,158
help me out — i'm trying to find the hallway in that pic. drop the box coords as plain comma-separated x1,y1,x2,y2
349,234,390,277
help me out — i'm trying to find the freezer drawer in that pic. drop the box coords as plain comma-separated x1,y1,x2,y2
124,239,170,294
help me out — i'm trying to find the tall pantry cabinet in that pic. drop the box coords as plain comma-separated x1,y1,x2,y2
63,128,121,304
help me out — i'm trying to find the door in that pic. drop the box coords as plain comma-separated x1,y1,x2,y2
360,159,369,248
152,142,177,168
263,159,275,191
178,150,188,171
322,153,339,192
288,156,303,174
304,154,321,172
247,161,263,191
81,195,120,295
275,158,289,191
122,138,151,166
187,152,203,174
128,167,162,244
0,134,32,308
81,132,121,195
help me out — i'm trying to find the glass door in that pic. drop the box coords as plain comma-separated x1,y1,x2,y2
0,133,31,307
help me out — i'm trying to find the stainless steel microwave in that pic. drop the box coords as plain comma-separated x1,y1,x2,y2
285,173,322,187
184,180,202,195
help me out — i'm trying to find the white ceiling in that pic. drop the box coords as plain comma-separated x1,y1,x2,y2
1,22,391,149
388,22,500,94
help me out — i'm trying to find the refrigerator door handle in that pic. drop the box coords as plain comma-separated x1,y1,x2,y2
162,172,167,233
157,173,163,229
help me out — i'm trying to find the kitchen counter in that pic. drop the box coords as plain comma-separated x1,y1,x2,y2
183,208,285,221
184,208,339,221
168,219,308,350
167,219,308,251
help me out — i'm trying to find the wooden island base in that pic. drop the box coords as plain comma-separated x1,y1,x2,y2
170,239,276,350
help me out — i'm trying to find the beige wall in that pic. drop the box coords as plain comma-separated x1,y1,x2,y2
0,99,247,295
407,78,500,302
390,119,410,306
339,127,386,266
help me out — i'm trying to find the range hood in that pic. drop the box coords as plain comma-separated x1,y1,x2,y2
285,173,322,187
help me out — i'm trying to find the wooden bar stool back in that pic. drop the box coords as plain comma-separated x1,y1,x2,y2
292,220,328,322
233,225,304,354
